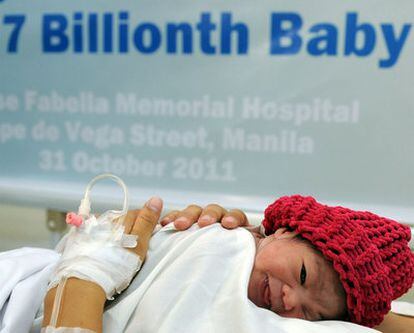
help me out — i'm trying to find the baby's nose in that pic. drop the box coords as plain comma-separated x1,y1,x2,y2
281,285,309,319
281,284,294,312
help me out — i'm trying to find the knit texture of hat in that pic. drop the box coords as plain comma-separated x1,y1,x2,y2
262,195,414,327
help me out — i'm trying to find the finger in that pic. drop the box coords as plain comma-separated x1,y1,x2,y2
273,227,298,240
122,209,140,234
131,197,163,259
221,209,249,229
197,204,227,228
159,210,180,226
173,204,203,230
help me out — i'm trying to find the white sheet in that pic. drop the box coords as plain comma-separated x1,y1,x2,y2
391,301,414,317
0,248,59,333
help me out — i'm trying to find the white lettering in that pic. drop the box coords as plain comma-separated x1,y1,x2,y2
116,93,234,119
129,124,211,151
24,90,109,114
222,128,313,154
0,94,19,112
242,97,360,126
64,121,124,150
71,151,166,177
0,123,26,143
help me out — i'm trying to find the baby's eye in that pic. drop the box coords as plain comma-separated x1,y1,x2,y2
300,263,307,285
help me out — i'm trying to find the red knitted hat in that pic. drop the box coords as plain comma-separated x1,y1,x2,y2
262,195,414,327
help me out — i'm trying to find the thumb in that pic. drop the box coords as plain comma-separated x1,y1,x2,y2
130,197,163,258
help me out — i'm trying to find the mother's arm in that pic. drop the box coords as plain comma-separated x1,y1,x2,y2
42,198,163,333
375,312,414,333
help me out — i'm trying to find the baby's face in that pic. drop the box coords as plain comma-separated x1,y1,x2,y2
248,228,346,321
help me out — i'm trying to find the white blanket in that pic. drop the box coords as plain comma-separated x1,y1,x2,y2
0,248,59,333
1,225,380,332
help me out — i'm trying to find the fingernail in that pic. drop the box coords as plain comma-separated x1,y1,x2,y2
223,216,237,227
160,218,170,226
146,196,163,212
199,215,215,224
175,217,189,224
161,216,172,223
174,217,191,229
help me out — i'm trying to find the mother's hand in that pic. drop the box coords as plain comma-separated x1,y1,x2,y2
160,204,250,230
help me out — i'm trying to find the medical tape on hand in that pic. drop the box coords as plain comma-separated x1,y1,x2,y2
49,213,142,300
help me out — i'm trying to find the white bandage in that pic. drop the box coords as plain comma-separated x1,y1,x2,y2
48,212,142,300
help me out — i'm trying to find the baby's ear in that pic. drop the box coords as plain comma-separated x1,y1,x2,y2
273,227,299,240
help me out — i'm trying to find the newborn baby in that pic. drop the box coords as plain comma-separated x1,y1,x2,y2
162,195,414,328
247,227,346,321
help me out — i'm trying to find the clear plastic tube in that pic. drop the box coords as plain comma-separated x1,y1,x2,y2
49,276,67,327
79,173,129,218
41,326,96,332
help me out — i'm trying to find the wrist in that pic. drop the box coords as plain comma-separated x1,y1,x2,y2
43,278,106,331
66,277,106,299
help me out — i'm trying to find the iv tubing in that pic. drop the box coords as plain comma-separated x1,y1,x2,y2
78,173,129,218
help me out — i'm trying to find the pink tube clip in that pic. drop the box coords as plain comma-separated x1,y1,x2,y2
66,212,83,227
